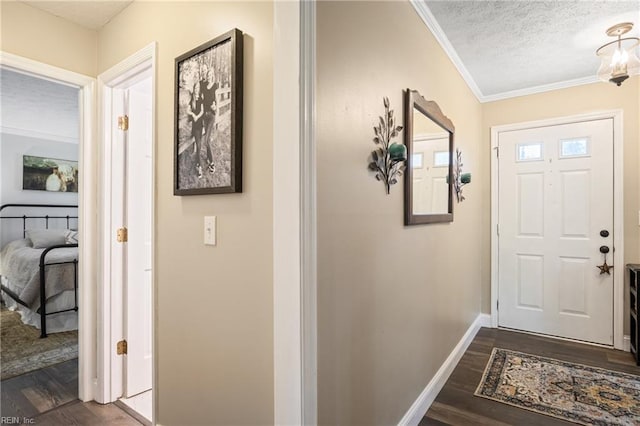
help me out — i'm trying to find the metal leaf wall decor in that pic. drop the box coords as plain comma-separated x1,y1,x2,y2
453,148,471,202
368,97,406,194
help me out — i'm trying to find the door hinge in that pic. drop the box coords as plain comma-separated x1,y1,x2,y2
118,115,129,131
496,224,499,236
494,146,499,158
117,339,127,355
497,300,499,311
117,227,128,243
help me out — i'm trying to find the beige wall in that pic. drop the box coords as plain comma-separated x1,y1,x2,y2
98,3,274,425
0,1,97,76
482,78,640,319
4,1,637,424
317,2,484,424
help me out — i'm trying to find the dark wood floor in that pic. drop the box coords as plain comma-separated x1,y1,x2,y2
1,359,143,425
420,327,640,425
5,328,636,425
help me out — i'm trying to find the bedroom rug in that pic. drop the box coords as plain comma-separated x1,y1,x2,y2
475,348,640,425
1,305,77,380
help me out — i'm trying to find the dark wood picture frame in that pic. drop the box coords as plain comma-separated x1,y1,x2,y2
404,89,455,225
174,28,243,195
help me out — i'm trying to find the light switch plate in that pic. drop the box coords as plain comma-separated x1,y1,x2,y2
204,216,216,246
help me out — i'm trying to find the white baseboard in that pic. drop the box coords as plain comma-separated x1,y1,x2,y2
398,313,488,426
477,313,491,328
624,335,631,352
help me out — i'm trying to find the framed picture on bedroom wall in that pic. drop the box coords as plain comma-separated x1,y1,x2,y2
174,28,244,195
22,155,78,193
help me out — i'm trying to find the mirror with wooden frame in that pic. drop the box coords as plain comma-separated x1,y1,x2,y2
404,89,454,225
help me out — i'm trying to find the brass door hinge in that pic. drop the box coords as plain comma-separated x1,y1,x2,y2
118,115,129,131
117,340,127,355
117,227,128,243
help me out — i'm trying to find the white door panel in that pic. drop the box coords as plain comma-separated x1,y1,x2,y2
498,119,614,345
125,76,153,397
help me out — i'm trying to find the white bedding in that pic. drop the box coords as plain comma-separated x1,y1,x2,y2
0,238,79,333
0,238,78,309
1,276,78,332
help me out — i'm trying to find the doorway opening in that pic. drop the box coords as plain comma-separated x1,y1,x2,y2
0,58,93,418
490,111,624,349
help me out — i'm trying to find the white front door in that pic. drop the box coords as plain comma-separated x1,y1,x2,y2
497,118,614,345
124,76,153,397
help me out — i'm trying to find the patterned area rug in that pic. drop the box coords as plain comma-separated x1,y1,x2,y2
475,348,640,425
1,305,77,380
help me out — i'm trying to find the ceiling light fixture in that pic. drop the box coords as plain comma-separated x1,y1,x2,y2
596,22,640,86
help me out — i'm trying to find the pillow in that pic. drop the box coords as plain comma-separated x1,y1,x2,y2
25,229,68,249
65,230,79,244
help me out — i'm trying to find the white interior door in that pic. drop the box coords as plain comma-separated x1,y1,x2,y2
124,76,153,397
497,118,614,345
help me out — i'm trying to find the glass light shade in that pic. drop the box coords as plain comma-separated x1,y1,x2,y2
596,37,640,86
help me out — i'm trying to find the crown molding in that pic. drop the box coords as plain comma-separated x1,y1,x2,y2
410,1,610,104
480,75,601,103
1,125,79,144
410,0,484,101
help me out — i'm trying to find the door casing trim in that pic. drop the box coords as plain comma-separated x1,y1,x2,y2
273,0,318,423
490,110,624,350
96,43,156,417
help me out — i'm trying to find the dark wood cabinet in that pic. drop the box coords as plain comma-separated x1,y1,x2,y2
628,264,640,365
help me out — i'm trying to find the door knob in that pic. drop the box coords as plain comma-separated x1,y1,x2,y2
600,230,610,237
600,246,610,254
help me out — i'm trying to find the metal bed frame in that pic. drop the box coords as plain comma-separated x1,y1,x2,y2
0,203,79,338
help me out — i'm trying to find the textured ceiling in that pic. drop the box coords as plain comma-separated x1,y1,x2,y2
1,69,79,142
423,0,640,99
19,0,132,30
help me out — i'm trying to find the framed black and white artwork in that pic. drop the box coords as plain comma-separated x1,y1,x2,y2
174,28,243,195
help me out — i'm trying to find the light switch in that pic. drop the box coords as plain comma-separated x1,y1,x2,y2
204,216,216,246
